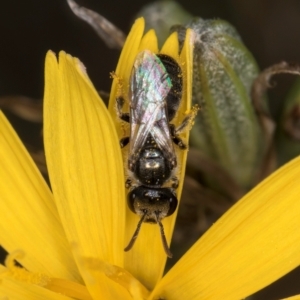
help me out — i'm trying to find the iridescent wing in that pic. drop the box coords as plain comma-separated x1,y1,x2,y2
128,50,176,168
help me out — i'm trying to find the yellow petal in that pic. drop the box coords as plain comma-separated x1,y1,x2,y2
151,155,300,300
43,51,125,266
84,273,131,300
160,31,179,56
73,256,133,300
45,278,92,300
282,296,300,300
138,29,159,53
0,112,80,282
3,254,92,300
0,265,72,300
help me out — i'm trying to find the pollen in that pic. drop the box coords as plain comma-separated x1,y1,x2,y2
110,71,124,98
1,251,92,299
2,250,50,287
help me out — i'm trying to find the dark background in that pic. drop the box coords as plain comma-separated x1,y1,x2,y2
1,0,300,299
1,0,300,102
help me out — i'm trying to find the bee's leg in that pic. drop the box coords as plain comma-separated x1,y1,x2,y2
171,176,179,189
174,115,193,134
170,124,187,150
125,178,132,189
176,105,199,134
116,96,130,123
120,136,130,148
116,96,130,147
111,71,129,123
170,105,200,149
126,178,139,190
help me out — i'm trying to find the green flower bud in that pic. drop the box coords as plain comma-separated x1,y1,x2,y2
136,1,192,47
178,19,265,189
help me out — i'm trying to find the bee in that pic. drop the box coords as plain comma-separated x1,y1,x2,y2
116,50,193,257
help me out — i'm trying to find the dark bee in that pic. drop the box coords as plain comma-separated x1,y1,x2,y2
117,50,191,258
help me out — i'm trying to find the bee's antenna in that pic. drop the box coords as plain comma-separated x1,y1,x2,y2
156,213,173,258
124,210,147,252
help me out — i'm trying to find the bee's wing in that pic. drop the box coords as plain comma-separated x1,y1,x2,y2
129,50,176,166
151,116,176,167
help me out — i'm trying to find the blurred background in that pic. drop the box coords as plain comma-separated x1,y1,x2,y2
1,0,300,298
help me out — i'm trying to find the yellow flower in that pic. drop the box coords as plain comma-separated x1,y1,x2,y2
1,17,300,300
